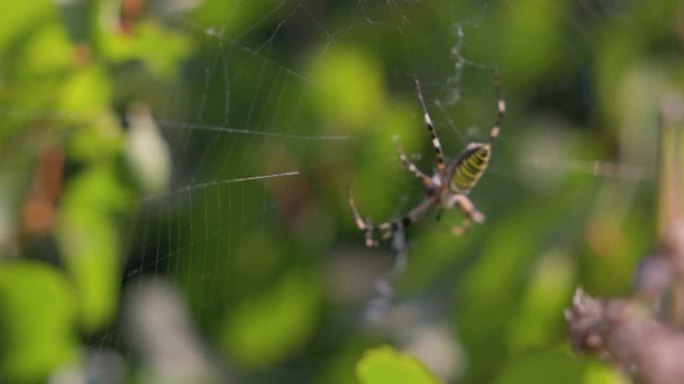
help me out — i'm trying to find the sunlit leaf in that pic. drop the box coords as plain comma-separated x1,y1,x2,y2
57,165,132,331
58,65,112,114
0,261,79,381
0,1,55,55
356,345,439,384
310,45,384,129
20,22,72,75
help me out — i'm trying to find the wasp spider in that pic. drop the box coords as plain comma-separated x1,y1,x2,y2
347,72,505,247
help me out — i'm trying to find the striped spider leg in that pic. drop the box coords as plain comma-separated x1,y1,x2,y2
347,71,506,246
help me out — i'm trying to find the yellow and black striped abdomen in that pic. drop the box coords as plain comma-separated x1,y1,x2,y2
450,143,491,193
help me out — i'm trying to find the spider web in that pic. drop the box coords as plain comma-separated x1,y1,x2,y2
107,2,497,379
59,1,659,382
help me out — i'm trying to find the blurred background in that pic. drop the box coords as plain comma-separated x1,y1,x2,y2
0,0,682,383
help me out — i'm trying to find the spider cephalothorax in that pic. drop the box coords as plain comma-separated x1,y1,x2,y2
348,73,505,246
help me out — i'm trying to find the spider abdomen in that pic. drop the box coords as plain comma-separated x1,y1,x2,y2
450,143,491,193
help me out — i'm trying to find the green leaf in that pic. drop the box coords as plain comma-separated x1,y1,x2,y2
191,0,282,39
310,45,384,129
506,249,576,353
57,165,132,331
100,21,191,80
58,65,113,114
220,270,321,367
0,1,55,56
495,351,626,384
356,346,440,384
19,22,72,75
0,261,79,382
501,0,566,89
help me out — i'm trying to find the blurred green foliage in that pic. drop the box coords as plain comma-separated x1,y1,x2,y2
0,0,682,383
220,270,322,367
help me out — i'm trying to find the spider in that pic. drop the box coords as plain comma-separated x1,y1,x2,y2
347,72,505,247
